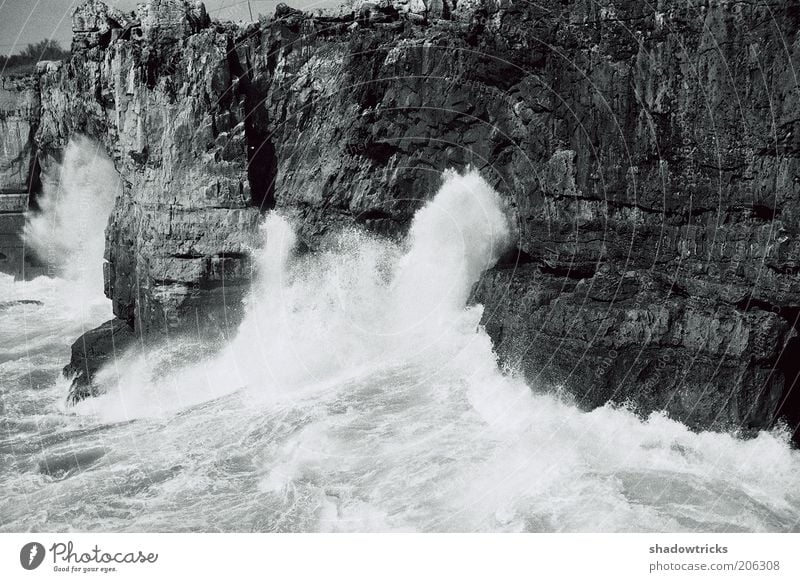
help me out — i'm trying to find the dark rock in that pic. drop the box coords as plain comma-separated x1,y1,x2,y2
63,318,137,403
275,3,302,18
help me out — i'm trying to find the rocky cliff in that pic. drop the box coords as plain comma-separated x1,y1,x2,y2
19,0,800,438
0,74,41,277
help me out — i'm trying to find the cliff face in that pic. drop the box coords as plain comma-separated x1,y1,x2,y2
0,74,41,277
36,0,259,341
29,0,800,436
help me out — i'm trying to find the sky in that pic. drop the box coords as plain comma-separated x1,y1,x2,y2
0,0,339,55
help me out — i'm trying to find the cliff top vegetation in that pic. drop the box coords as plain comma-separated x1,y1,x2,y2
1,40,70,77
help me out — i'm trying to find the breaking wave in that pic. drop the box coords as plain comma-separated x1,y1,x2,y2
23,136,119,297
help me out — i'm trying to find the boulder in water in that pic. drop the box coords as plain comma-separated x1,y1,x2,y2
64,318,137,403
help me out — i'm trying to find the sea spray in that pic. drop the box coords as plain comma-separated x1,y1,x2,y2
23,136,120,292
79,168,513,415
390,168,511,332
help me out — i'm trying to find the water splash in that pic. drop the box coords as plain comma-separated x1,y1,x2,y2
23,136,119,296
79,168,513,416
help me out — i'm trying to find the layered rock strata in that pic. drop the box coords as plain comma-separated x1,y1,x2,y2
0,74,41,277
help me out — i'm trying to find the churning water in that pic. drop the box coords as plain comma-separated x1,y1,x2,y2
1,141,800,532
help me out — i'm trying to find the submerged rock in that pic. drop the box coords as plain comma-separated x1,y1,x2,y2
0,299,44,311
37,446,107,479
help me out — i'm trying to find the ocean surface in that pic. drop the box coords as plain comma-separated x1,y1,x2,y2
1,139,799,532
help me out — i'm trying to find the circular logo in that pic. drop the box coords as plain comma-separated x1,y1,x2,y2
20,542,46,570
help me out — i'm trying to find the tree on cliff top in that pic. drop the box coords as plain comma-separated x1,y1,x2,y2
1,40,70,76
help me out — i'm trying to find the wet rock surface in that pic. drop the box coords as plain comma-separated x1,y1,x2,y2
63,318,138,403
11,0,800,437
